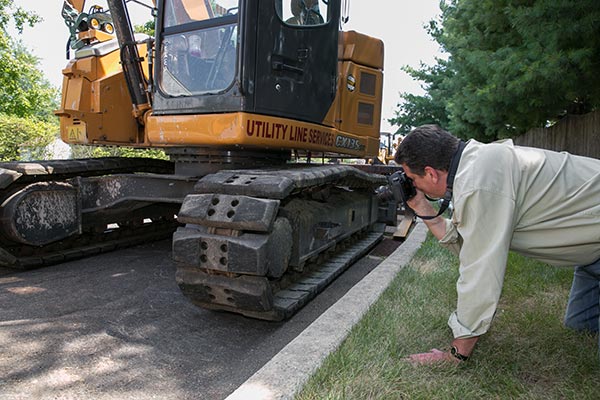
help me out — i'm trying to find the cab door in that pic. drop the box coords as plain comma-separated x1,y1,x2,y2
252,0,340,125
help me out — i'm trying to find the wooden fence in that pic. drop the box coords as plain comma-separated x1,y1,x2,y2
513,110,600,159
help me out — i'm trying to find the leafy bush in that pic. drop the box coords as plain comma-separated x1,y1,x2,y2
0,113,58,161
70,144,169,160
1,4,58,121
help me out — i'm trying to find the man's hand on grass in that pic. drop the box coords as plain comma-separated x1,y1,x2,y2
407,337,479,365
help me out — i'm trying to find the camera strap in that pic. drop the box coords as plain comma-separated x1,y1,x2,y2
416,140,466,220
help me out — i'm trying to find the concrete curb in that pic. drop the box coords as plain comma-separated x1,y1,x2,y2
225,222,429,400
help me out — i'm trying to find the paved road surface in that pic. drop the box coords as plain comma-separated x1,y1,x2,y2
0,237,401,400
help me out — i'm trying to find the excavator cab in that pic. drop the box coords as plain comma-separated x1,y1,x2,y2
154,0,339,127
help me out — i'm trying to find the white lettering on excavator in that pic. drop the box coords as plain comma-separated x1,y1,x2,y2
335,135,364,151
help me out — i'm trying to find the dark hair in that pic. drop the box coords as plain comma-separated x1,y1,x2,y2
394,125,460,176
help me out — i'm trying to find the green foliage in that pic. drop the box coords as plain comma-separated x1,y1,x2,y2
0,0,41,34
0,0,59,121
0,113,58,161
0,41,59,120
134,20,155,36
389,62,452,135
392,0,600,140
70,145,169,160
0,1,63,162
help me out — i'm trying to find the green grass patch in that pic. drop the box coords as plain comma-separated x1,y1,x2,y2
296,234,599,400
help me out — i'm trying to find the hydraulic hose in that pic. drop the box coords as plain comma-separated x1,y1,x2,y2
106,0,151,118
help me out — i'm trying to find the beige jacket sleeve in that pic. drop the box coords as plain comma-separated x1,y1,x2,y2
443,188,516,338
439,218,462,256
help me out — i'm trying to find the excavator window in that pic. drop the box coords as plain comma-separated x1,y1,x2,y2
277,0,329,26
159,0,239,96
163,0,238,27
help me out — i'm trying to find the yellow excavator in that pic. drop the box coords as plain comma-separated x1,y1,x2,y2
0,0,394,320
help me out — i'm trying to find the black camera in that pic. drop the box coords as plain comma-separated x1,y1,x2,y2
377,168,416,207
388,169,416,202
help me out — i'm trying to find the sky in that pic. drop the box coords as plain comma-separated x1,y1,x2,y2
10,0,442,133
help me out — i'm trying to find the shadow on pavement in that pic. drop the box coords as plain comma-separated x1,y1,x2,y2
0,238,398,399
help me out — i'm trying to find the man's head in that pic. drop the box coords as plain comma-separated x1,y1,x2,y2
292,0,318,15
395,125,460,176
394,125,460,198
290,0,301,16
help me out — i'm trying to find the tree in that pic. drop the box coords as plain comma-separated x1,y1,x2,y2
0,0,59,121
134,20,155,36
0,113,56,161
391,0,600,140
0,1,60,161
389,62,451,136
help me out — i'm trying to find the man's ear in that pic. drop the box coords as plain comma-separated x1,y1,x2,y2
423,166,440,183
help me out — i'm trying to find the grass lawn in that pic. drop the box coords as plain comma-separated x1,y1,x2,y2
296,233,599,399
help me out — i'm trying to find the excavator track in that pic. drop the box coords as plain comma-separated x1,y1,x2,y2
178,229,384,320
0,218,178,270
0,157,174,184
0,158,397,320
173,164,389,320
0,157,180,270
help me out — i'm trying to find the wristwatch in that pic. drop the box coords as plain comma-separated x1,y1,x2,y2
450,346,469,361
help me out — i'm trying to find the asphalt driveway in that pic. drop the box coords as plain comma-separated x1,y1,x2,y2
0,237,399,400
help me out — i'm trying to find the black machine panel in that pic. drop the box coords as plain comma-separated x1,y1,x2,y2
252,0,339,124
152,0,339,124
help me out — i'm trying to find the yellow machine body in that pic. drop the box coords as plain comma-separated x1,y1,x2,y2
56,0,384,159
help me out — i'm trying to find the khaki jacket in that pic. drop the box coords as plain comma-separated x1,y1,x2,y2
439,139,600,338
